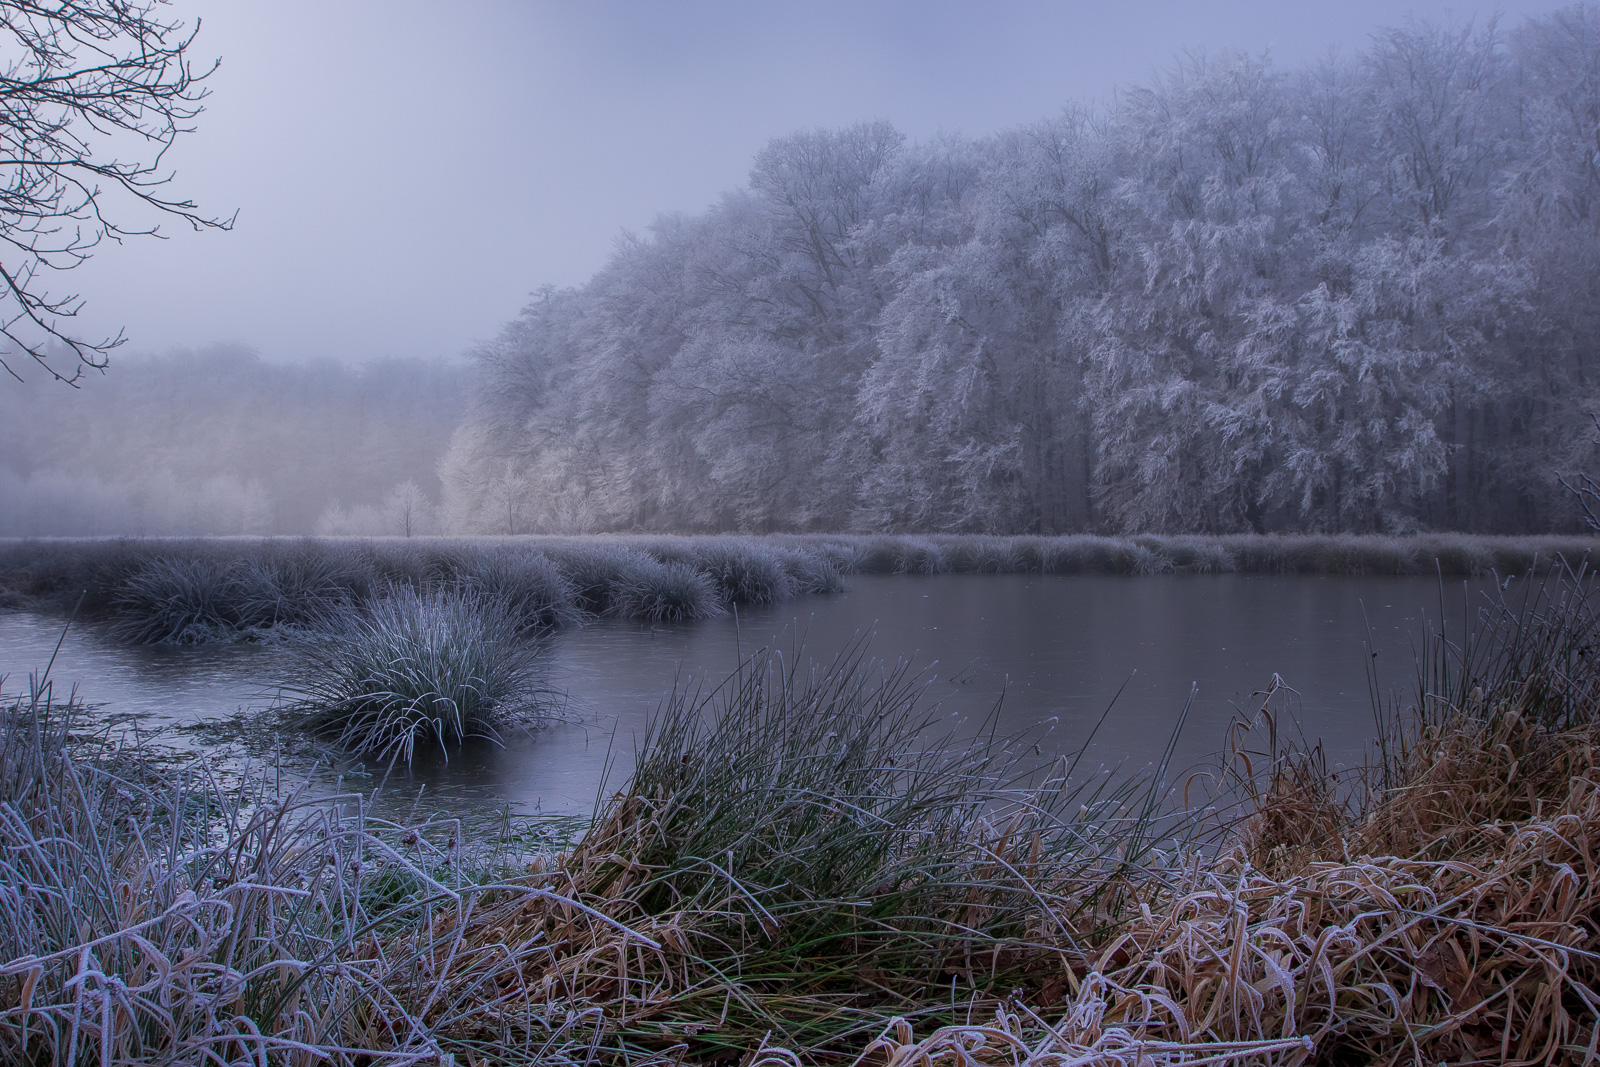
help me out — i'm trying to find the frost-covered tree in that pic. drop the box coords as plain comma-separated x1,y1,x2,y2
448,7,1600,535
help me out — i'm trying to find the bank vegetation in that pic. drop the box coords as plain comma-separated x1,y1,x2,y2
1,557,1597,1064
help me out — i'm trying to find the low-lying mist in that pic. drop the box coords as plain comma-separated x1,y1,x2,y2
0,345,466,537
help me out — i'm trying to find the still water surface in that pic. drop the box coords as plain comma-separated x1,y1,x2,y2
0,574,1490,817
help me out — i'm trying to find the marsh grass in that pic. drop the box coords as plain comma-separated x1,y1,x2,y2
409,565,1600,1065
233,551,358,629
610,558,726,622
7,559,1600,1064
684,540,798,604
108,555,257,644
458,546,583,633
547,544,656,615
0,675,642,1067
776,545,844,594
415,643,1178,1061
3,534,1594,648
284,584,545,764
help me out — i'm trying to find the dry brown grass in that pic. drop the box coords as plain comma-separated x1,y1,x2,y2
387,573,1600,1066
787,695,1600,1066
390,707,1598,1066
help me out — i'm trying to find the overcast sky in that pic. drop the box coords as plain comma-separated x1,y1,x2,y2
68,0,1573,367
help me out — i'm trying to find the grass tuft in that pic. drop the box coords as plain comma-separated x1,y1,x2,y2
547,544,655,615
676,539,799,604
777,546,844,594
108,555,252,643
284,584,543,763
611,558,726,622
458,547,582,633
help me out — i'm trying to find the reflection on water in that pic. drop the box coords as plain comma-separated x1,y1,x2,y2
0,574,1493,817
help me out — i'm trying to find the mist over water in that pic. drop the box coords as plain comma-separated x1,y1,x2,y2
0,348,465,537
0,573,1489,817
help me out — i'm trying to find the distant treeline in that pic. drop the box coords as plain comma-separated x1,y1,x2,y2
446,7,1600,536
0,346,466,536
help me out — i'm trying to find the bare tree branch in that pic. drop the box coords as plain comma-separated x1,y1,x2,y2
1558,414,1600,533
0,0,231,384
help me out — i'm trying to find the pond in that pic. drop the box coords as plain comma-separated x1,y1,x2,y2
0,573,1493,818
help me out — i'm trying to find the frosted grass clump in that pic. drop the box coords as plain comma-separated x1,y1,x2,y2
611,559,725,622
549,544,655,615
110,555,248,643
0,679,592,1066
460,548,581,632
897,536,952,574
1161,538,1236,574
690,541,798,605
1036,535,1129,573
287,584,540,763
777,547,844,594
111,551,363,643
812,539,869,574
1129,543,1175,575
234,552,356,628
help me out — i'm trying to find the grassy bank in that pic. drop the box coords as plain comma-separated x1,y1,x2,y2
3,567,1598,1064
0,533,1594,645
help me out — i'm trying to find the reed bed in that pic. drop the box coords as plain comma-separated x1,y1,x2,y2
1,534,1594,646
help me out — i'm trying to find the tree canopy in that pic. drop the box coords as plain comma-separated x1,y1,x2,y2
447,8,1600,535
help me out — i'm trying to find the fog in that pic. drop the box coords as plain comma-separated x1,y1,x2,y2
63,0,1569,365
0,0,1588,536
0,348,464,536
